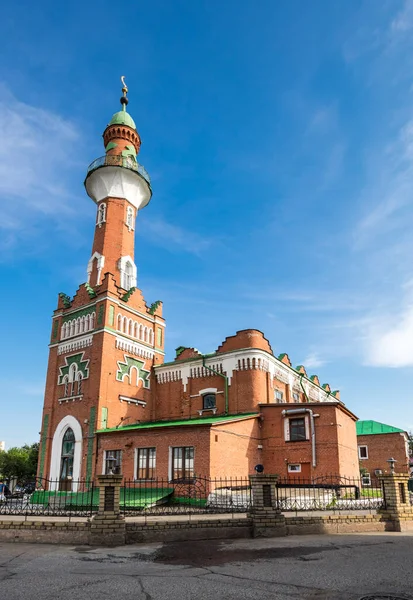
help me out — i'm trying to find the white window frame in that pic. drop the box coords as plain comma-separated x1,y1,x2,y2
361,472,371,486
288,464,301,473
275,389,284,403
292,392,300,402
118,255,137,291
126,206,135,231
134,447,156,481
284,416,309,442
168,446,195,482
358,445,368,460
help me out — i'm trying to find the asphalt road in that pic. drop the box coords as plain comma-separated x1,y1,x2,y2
1,533,413,599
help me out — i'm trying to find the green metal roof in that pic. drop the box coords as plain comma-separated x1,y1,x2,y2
97,413,259,434
356,420,405,436
109,110,136,129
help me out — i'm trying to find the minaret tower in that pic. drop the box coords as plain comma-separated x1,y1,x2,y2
38,79,165,489
85,77,152,289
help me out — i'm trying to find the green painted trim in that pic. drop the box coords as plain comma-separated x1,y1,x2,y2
86,407,96,484
105,142,118,151
58,353,89,383
101,407,108,429
58,293,72,308
52,320,59,340
85,283,97,298
97,304,104,326
108,305,115,327
97,412,259,434
148,300,162,315
116,356,150,388
62,304,96,324
38,414,49,479
121,287,136,302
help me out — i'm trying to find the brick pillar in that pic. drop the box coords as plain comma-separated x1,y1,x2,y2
249,474,286,538
379,473,413,532
90,474,126,546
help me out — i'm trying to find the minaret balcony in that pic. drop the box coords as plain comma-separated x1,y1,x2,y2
85,154,152,210
86,155,151,185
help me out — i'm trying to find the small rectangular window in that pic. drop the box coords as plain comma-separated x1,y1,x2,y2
136,448,156,480
289,418,307,441
288,464,301,473
358,446,368,459
172,446,194,481
292,392,300,402
361,473,371,486
104,450,122,474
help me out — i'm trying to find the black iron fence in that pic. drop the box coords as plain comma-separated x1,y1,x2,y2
0,478,97,517
275,475,386,512
0,474,388,518
120,476,252,516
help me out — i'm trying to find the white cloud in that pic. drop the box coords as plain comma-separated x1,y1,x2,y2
0,84,81,229
137,215,215,256
302,352,326,370
364,302,413,367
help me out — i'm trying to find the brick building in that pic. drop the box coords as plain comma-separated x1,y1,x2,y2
356,420,410,481
37,82,360,490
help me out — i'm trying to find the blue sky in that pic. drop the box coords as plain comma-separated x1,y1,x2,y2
1,0,413,448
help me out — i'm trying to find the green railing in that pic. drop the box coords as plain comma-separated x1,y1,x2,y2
86,155,151,185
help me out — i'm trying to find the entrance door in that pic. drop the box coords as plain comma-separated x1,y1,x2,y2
59,428,75,491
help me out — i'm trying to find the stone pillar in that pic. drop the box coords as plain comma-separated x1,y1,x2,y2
379,473,413,532
249,474,286,537
90,474,126,546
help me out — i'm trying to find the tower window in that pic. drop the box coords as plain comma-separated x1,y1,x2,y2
126,206,135,231
123,261,134,290
97,203,106,227
203,393,216,410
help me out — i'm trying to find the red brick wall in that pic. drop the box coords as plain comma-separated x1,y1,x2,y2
97,426,212,480
209,417,261,478
357,432,409,475
259,403,358,479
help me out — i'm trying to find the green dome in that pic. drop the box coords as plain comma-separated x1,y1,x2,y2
109,110,136,130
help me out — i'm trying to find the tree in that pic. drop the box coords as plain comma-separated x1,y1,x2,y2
0,443,39,482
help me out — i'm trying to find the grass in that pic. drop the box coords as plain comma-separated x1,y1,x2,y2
30,487,179,510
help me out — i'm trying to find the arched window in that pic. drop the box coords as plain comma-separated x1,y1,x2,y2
75,318,80,335
139,324,143,340
69,320,75,337
128,319,133,336
81,316,85,333
85,314,90,332
97,202,106,227
126,206,135,231
117,314,122,331
144,327,148,342
123,261,134,290
149,330,153,345
134,322,138,338
90,312,95,329
61,323,66,339
60,428,75,482
122,316,128,333
203,393,216,410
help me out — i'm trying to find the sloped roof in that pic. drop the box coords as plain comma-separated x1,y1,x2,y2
356,420,406,436
97,413,259,434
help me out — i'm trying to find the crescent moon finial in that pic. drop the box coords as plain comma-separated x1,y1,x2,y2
121,75,128,95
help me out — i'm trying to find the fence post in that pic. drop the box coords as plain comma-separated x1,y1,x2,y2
249,474,286,538
89,474,125,546
379,472,413,532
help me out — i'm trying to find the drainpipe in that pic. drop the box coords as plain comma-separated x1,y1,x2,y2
299,374,310,403
202,355,229,415
282,408,317,468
